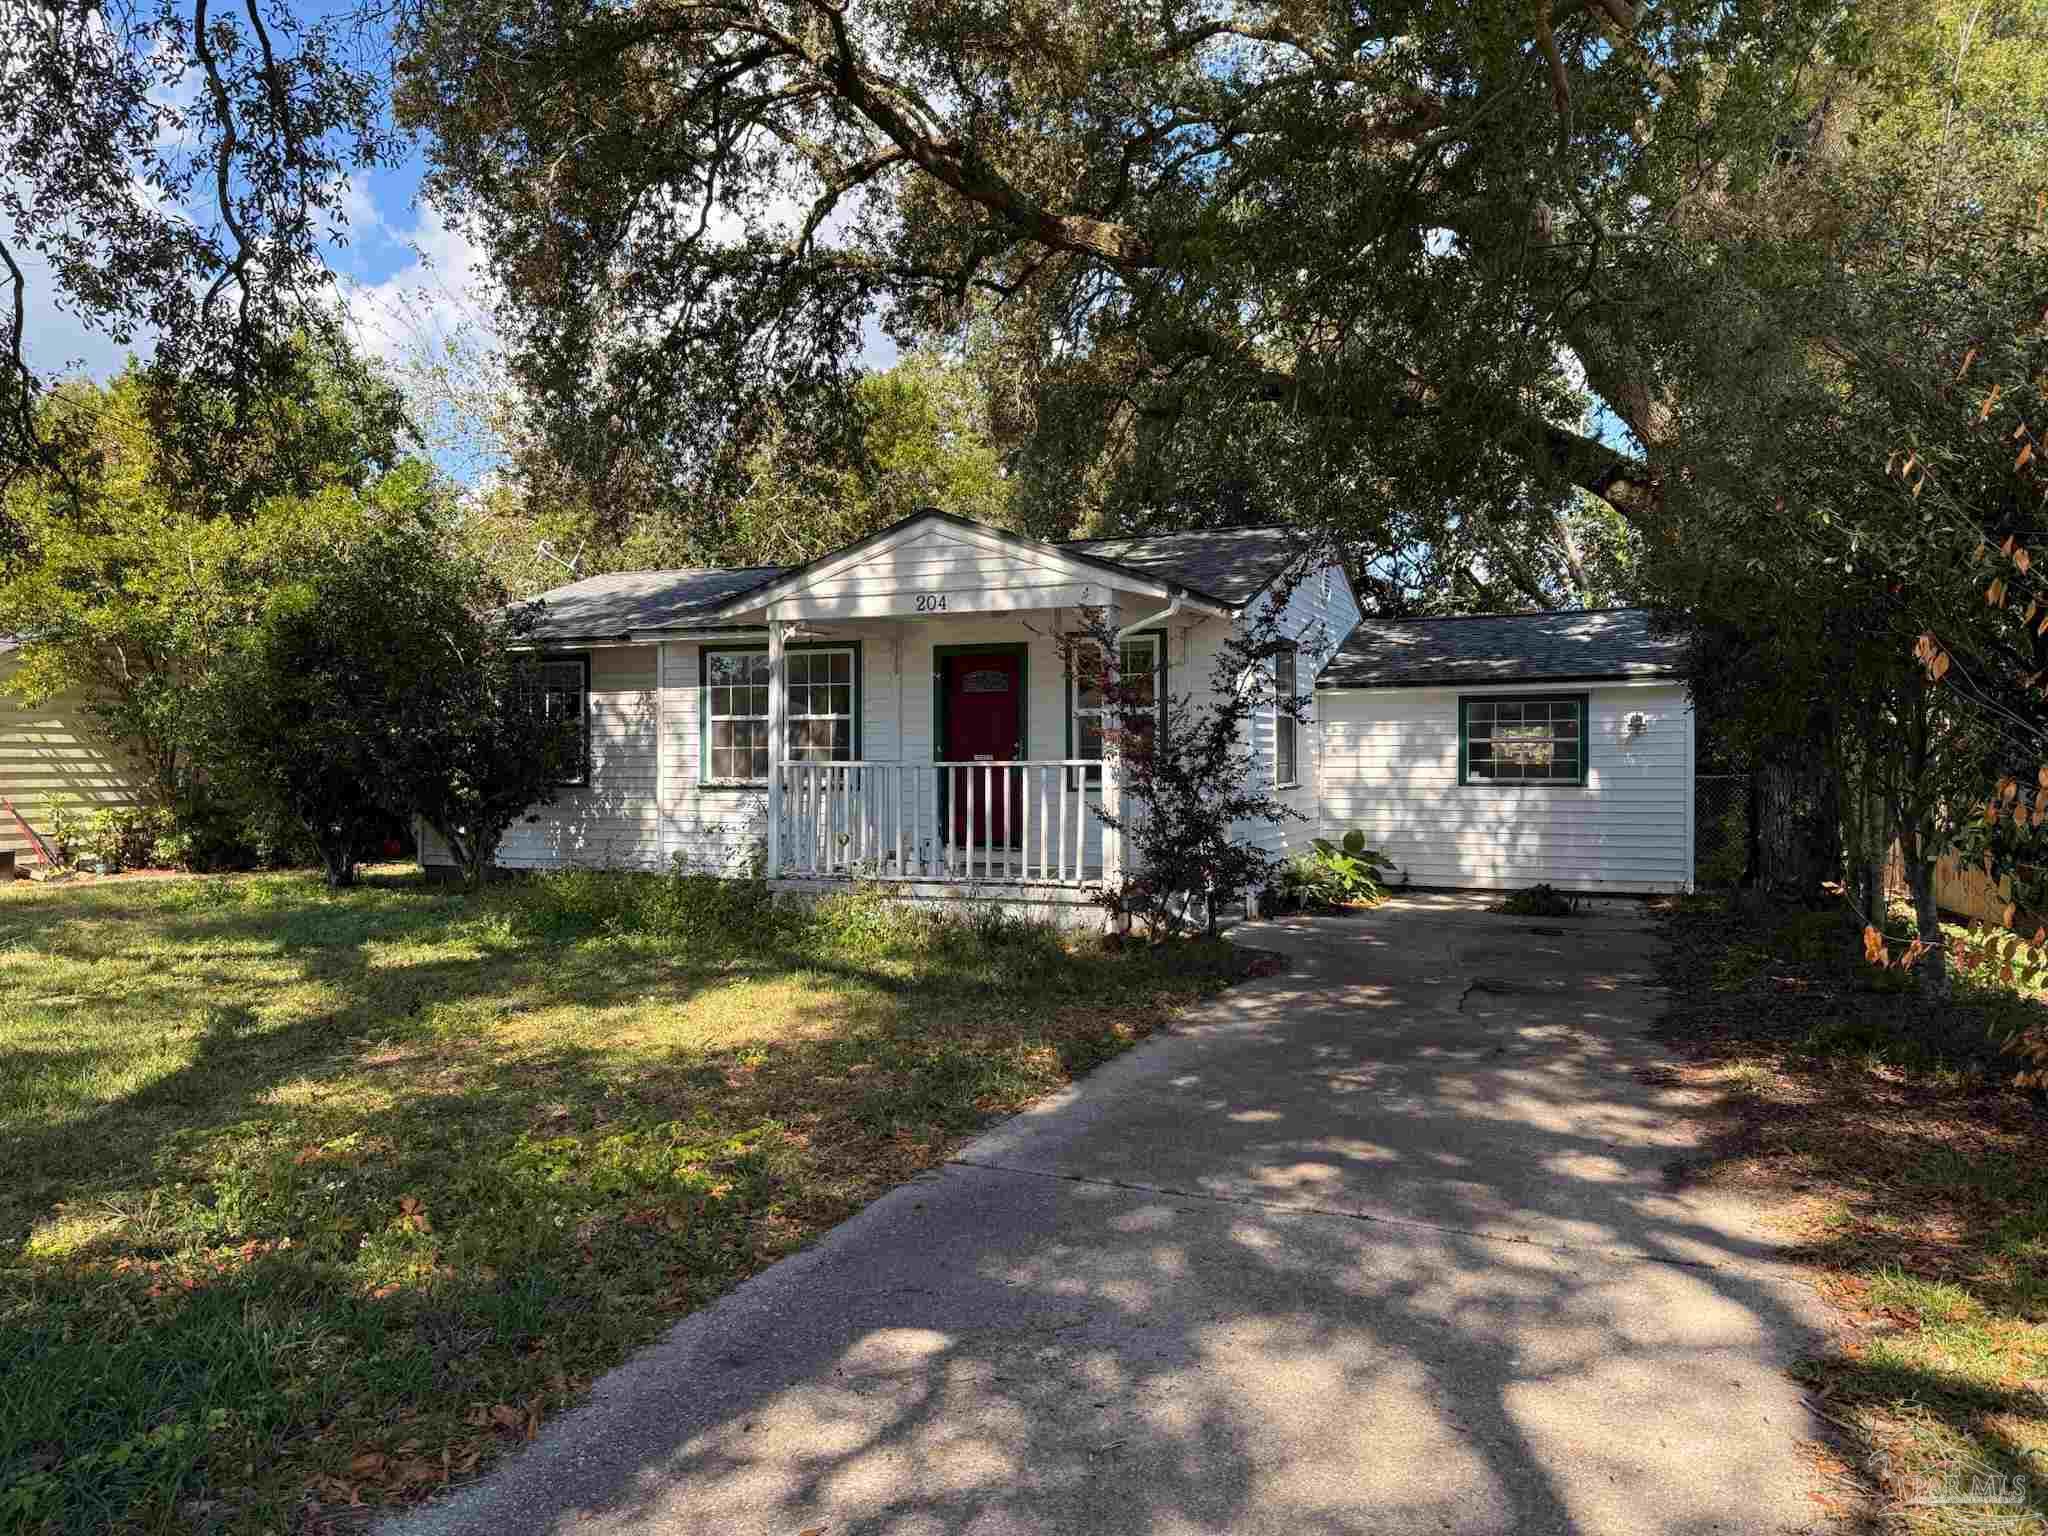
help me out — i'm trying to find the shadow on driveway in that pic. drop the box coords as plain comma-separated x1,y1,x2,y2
383,897,1833,1536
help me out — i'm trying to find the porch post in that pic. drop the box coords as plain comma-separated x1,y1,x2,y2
766,616,785,878
1100,598,1122,886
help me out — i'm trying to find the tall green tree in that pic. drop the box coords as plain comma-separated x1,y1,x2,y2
0,348,419,804
394,0,1878,547
0,0,395,512
448,352,1017,591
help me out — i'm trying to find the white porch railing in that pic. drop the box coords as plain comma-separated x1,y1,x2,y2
771,761,1114,885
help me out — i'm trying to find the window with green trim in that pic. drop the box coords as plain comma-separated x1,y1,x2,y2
1461,694,1587,785
785,649,854,761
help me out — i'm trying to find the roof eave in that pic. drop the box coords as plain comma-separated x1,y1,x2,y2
1316,669,1683,691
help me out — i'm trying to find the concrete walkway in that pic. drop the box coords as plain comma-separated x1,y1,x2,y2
386,896,1831,1536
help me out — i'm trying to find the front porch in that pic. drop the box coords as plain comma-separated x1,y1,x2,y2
770,759,1115,886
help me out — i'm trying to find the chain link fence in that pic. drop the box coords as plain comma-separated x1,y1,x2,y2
1694,774,1748,888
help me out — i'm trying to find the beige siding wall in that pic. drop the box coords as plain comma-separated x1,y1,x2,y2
420,645,663,871
0,655,143,860
1320,681,1692,893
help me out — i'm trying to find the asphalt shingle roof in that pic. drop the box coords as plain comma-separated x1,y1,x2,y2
524,567,790,641
1059,526,1301,607
522,520,1311,637
1320,608,1683,689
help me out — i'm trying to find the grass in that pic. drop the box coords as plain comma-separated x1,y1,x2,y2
1653,896,2048,1533
0,866,1264,1535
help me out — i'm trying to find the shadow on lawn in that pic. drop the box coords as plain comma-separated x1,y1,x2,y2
2,872,1255,1533
1651,900,2048,1531
357,908,1847,1536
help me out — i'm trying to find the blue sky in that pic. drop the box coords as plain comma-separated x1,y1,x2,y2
13,112,897,486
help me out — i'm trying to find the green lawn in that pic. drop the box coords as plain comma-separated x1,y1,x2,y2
1654,899,2048,1534
0,868,1260,1535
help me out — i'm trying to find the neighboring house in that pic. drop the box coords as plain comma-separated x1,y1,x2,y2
1318,609,1692,894
417,512,1695,906
0,637,142,865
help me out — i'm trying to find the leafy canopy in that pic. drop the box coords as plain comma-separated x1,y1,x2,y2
393,0,1856,542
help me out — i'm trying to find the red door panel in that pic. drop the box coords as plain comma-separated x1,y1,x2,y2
941,652,1023,847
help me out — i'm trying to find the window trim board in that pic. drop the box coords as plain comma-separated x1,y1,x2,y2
538,653,593,788
1456,690,1591,788
1273,643,1301,789
697,640,864,787
1063,627,1166,791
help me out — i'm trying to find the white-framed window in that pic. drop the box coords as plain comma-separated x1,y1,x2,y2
704,649,771,783
785,648,855,761
1274,645,1300,787
1070,632,1163,784
701,645,858,784
527,656,590,786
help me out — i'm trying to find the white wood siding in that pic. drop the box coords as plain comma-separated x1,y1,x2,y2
762,524,1143,622
0,655,143,859
1319,682,1692,893
421,646,663,871
1187,557,1364,864
415,549,1365,884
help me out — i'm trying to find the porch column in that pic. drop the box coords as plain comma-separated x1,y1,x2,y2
766,616,785,878
1100,598,1122,886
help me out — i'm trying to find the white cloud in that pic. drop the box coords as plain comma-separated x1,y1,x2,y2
338,199,495,372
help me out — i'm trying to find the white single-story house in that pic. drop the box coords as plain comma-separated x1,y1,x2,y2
0,636,142,868
419,511,1695,906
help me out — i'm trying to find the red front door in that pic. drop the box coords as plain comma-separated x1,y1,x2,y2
941,651,1023,847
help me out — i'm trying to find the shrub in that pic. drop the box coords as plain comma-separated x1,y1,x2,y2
1058,567,1323,937
1496,883,1580,918
66,805,176,870
1265,832,1396,912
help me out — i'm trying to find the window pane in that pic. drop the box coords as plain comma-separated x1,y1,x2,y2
830,685,850,716
1470,702,1494,722
1075,651,1104,710
1496,702,1524,723
1555,713,1580,738
749,746,769,780
830,652,850,683
1078,716,1104,758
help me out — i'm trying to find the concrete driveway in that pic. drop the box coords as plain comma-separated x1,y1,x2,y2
386,895,1830,1536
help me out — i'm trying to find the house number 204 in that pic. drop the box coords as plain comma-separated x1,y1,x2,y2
914,593,949,612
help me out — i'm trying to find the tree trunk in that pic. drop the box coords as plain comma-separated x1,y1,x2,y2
1902,831,1950,1000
